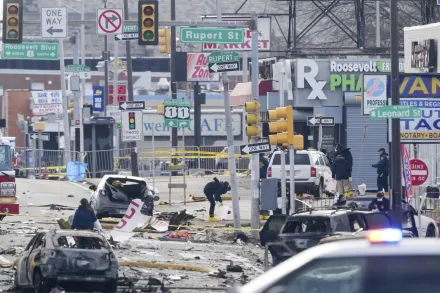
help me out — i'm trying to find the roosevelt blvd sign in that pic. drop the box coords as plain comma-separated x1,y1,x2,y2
369,105,422,119
208,51,240,73
180,27,244,44
2,43,59,60
240,142,271,155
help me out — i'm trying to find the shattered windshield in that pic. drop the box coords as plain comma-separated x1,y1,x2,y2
105,179,148,202
0,146,12,171
54,235,109,250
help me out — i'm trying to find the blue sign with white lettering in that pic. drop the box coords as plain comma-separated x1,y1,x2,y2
92,86,105,112
387,74,440,98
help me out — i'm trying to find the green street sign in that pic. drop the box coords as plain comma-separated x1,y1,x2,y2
180,27,244,44
66,64,91,72
164,99,191,129
2,42,59,60
369,105,422,119
207,51,239,64
123,24,138,33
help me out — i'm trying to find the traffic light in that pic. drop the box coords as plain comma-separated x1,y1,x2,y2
158,28,171,54
68,98,75,115
138,0,159,45
265,105,304,150
157,104,164,115
245,101,261,137
2,0,23,44
128,112,136,129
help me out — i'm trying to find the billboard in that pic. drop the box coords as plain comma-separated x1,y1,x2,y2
362,74,387,115
411,39,437,71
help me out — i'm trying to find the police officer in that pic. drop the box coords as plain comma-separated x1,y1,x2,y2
372,148,389,193
203,177,231,222
259,153,269,179
368,191,390,212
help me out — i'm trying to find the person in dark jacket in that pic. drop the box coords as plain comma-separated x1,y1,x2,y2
332,154,350,195
372,148,389,193
71,198,103,233
368,191,390,212
335,144,353,193
259,153,269,179
203,177,231,222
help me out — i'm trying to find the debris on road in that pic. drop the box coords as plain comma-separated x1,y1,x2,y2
227,262,244,273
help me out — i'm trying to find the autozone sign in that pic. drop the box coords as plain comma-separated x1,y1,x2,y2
201,16,271,51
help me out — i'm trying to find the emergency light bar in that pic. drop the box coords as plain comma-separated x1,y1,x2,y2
368,229,402,243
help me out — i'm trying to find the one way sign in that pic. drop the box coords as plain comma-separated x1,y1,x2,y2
240,142,271,155
307,116,335,126
119,101,145,111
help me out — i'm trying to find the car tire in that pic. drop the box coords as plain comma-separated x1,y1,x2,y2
314,180,323,198
103,279,117,293
33,271,49,293
426,224,437,238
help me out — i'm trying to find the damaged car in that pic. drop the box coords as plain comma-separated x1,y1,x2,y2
13,230,118,293
89,175,159,219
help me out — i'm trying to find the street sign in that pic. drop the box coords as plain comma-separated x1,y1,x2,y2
65,64,91,80
115,24,139,41
2,43,59,60
119,101,145,111
207,51,240,64
121,110,143,141
164,99,191,128
41,7,68,38
180,27,245,44
369,105,422,119
97,9,123,35
30,133,50,141
409,158,429,186
240,142,271,155
307,116,335,126
106,105,121,122
209,62,240,73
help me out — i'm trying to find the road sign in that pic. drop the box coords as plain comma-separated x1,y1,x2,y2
207,51,240,63
65,64,91,80
240,142,271,155
41,7,67,38
209,62,240,73
30,133,50,141
106,105,121,122
164,99,191,128
115,24,139,41
369,105,422,119
97,9,123,35
2,43,59,60
307,116,335,126
121,110,143,141
180,27,245,44
119,101,145,111
410,158,429,186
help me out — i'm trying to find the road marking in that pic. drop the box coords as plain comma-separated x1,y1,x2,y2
68,181,92,192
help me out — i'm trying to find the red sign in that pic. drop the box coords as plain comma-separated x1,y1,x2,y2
409,158,429,186
108,85,126,105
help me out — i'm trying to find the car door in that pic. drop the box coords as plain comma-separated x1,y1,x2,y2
16,234,39,286
26,233,46,283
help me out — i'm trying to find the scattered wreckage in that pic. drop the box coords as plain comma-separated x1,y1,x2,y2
13,230,118,293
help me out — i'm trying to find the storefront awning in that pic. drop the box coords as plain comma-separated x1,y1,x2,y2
230,80,273,106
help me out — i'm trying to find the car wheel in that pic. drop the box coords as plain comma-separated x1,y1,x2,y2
33,271,49,293
103,279,117,293
314,180,323,198
426,224,437,238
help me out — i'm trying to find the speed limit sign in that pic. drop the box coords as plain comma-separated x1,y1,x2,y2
409,158,429,186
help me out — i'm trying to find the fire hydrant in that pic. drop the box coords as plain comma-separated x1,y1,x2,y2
42,167,48,180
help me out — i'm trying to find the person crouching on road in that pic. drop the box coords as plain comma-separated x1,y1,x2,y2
203,177,231,222
368,191,390,212
332,152,350,196
71,198,103,233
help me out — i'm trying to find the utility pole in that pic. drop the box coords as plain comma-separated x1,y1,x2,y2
375,0,380,47
390,0,402,229
103,0,109,117
124,0,139,176
80,0,85,161
193,82,203,147
216,0,241,229
170,0,178,170
59,39,70,165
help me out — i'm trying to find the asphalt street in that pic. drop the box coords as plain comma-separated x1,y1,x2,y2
0,179,266,292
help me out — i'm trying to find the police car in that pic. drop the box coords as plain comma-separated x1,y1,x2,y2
234,229,440,293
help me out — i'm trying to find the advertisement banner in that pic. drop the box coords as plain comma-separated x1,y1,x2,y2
92,86,105,112
32,104,63,116
401,144,412,200
31,90,62,104
388,74,440,98
362,74,387,115
201,16,271,51
187,53,220,82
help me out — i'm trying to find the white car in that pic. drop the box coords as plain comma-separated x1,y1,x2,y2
267,149,332,197
234,229,440,293
89,175,159,219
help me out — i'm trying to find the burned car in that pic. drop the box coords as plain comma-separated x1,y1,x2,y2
14,230,118,293
89,175,159,219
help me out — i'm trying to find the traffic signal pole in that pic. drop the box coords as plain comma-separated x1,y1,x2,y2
216,0,241,230
279,67,287,215
170,0,178,172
